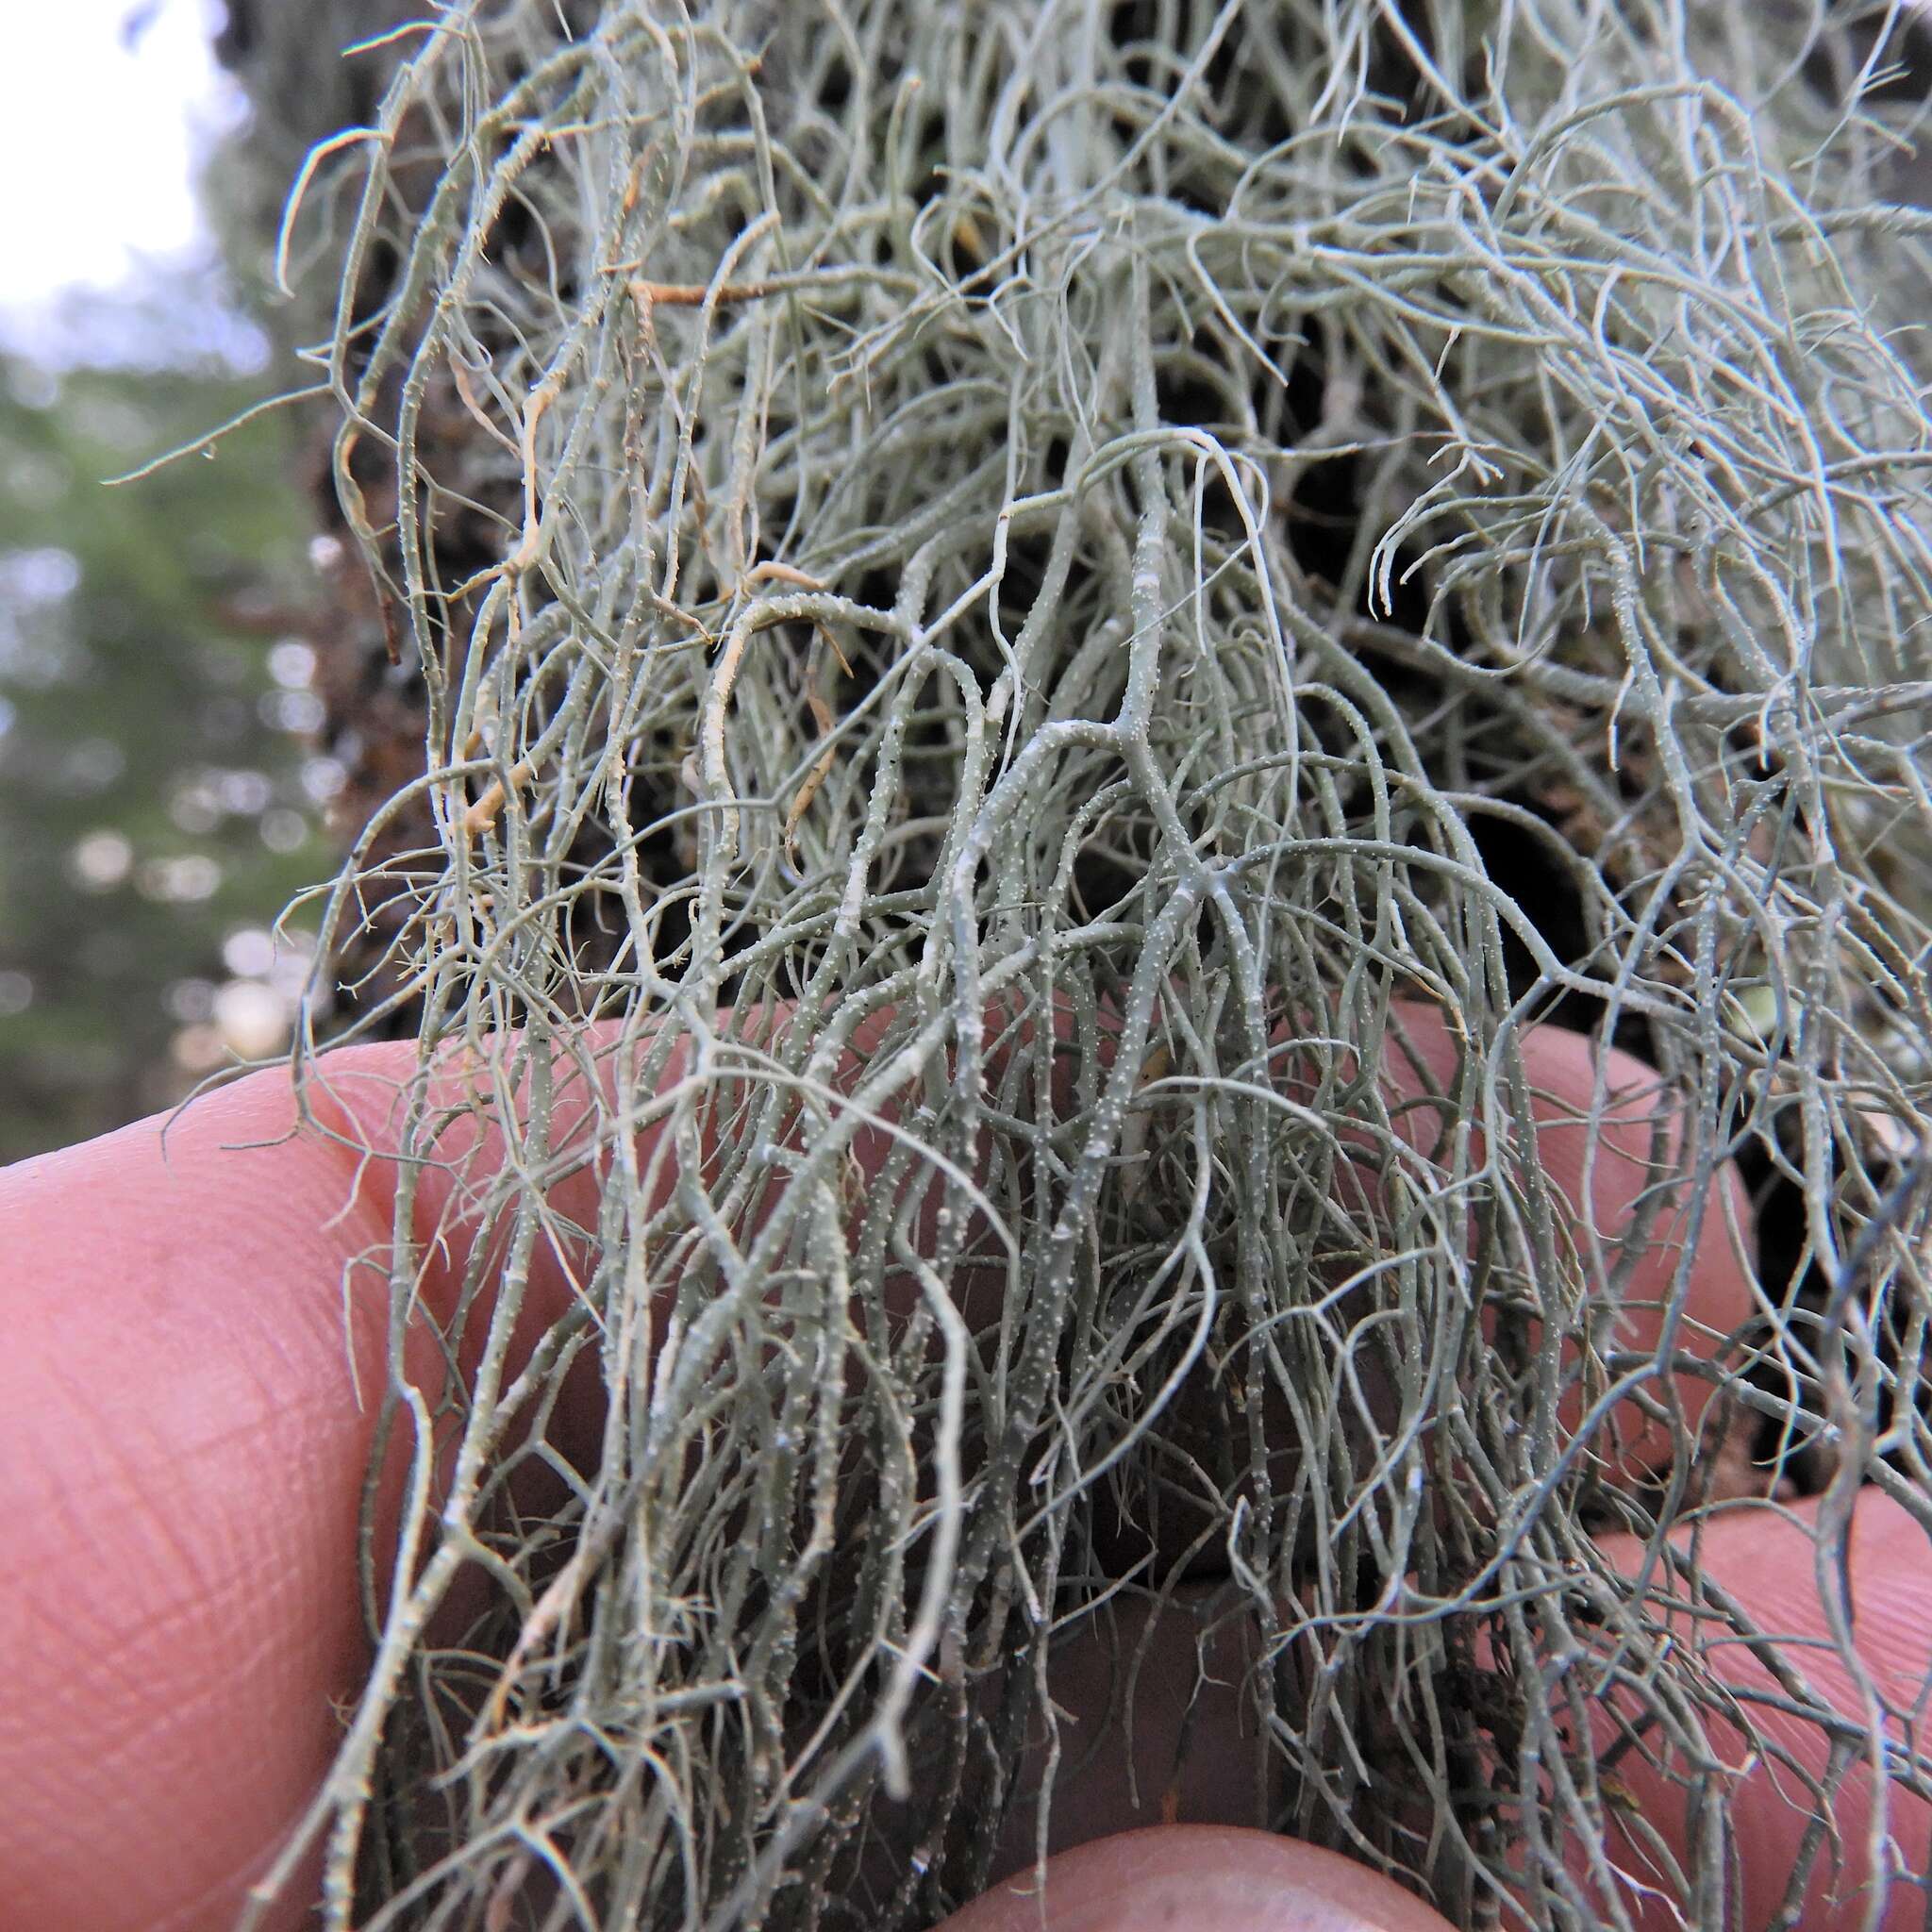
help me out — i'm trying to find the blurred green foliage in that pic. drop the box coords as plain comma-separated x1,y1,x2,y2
0,347,324,1161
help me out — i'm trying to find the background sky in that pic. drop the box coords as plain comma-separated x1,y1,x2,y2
0,0,258,365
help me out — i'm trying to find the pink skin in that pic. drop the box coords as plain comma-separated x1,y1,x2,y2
0,1059,408,1930
1340,1004,1757,1476
1584,1492,1932,1931
936,1827,1458,1932
0,1012,1913,1929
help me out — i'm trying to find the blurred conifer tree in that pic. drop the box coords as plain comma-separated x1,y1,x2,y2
0,343,321,1159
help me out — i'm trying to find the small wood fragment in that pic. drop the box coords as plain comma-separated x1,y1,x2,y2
744,559,826,591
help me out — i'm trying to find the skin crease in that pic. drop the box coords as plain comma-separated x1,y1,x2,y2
0,1008,1918,1929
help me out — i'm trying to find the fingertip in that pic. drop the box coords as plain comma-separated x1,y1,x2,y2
935,1827,1457,1932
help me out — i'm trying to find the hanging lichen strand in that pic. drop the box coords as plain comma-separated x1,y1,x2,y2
271,2,1932,1925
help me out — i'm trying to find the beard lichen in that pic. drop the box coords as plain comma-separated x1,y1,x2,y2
260,2,1932,1925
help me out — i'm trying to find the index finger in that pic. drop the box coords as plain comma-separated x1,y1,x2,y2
0,1045,428,1930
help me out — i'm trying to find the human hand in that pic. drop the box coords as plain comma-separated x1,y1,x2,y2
2,1019,1925,1929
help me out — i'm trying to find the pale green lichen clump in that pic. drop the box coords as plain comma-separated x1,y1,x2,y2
270,3,1932,1924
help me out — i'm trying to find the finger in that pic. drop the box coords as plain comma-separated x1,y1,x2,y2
934,1825,1457,1932
0,1047,429,1932
1376,1004,1755,1475
1585,1489,1932,1930
0,1005,1019,1932
0,1004,1015,1931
